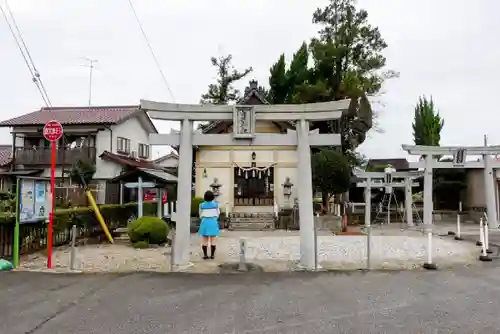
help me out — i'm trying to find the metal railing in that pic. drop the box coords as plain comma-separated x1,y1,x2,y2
14,146,96,165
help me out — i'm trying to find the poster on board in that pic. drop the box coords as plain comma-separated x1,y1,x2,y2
19,179,51,223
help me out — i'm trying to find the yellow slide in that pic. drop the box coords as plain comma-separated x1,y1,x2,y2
86,190,114,243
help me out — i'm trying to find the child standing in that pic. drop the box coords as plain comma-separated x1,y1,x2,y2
198,190,220,259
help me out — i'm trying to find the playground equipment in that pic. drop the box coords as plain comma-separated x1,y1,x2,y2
86,190,113,244
356,167,422,227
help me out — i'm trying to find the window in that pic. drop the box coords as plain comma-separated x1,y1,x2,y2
116,137,130,154
138,143,150,159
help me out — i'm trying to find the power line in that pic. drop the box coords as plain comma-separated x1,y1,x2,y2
126,0,176,102
4,0,52,106
0,3,50,106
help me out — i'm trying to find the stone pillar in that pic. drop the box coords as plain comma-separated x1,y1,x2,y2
157,188,163,218
405,178,413,227
296,119,315,270
364,181,371,227
138,176,143,218
174,119,194,266
119,181,124,205
423,156,434,231
483,154,498,228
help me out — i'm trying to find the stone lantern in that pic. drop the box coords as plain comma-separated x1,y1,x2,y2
282,177,294,207
210,177,222,200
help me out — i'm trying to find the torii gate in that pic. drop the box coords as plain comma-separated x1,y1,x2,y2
402,140,500,229
141,99,350,270
356,170,421,228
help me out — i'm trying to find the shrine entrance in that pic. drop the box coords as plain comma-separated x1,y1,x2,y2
143,98,349,270
233,166,274,207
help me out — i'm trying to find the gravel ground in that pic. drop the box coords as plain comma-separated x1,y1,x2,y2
17,232,480,273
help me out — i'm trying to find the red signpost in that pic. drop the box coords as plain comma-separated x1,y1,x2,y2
43,120,63,269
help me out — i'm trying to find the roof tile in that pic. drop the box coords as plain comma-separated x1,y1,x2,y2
0,106,140,127
0,145,12,167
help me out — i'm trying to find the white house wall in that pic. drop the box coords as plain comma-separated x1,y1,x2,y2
156,156,178,168
95,117,152,179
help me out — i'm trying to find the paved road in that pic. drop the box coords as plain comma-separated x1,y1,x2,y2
2,266,500,334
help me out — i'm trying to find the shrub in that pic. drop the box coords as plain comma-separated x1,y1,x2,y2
132,240,150,249
191,197,204,217
127,215,169,245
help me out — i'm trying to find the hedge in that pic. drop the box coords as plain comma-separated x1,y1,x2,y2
0,201,159,232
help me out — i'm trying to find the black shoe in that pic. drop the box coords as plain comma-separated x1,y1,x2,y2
202,245,209,259
210,245,216,259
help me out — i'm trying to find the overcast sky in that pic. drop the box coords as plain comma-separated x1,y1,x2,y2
1,0,498,160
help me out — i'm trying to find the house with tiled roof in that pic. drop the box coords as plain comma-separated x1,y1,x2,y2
0,105,169,203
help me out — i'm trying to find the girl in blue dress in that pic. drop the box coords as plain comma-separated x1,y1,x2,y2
198,190,220,259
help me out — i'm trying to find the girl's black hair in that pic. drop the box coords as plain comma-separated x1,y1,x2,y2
204,190,215,202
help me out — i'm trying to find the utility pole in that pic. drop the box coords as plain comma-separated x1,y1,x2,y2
81,57,98,106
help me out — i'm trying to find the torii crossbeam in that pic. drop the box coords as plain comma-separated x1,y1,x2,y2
402,138,500,229
141,99,350,270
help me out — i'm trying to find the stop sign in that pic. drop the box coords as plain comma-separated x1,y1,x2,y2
43,120,63,142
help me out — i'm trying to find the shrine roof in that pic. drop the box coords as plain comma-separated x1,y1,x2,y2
366,158,411,171
201,80,294,134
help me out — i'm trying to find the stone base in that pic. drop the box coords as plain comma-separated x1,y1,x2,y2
487,249,494,254
454,236,464,241
422,262,438,270
447,231,456,236
171,262,195,272
479,255,492,262
295,263,323,272
476,241,483,246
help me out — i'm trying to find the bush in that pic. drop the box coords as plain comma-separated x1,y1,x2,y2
132,240,150,249
0,201,159,232
191,197,203,217
127,216,169,245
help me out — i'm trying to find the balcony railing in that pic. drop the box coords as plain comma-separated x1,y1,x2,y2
15,146,96,166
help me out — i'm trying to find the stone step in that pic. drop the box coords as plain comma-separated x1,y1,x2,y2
229,213,275,218
228,221,274,231
230,217,275,223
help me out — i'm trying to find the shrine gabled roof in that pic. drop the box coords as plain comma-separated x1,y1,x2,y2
201,80,294,134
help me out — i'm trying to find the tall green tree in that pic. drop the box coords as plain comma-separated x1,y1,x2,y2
267,0,398,165
311,149,352,207
200,54,253,104
412,96,444,146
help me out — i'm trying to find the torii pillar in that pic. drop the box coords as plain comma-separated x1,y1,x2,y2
142,99,350,269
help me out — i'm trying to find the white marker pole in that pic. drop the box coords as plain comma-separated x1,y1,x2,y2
454,213,463,240
427,232,432,264
423,230,437,269
478,218,492,261
485,218,492,254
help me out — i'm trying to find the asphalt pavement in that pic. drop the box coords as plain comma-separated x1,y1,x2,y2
3,264,500,333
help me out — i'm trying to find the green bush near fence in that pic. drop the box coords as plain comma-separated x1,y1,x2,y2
128,216,169,245
0,201,159,233
191,197,203,217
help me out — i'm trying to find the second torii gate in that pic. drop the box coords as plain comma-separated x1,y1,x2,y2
141,99,350,270
402,139,500,229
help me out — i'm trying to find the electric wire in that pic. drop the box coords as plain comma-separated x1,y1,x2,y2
0,3,50,107
4,0,52,106
126,0,176,102
1,2,82,182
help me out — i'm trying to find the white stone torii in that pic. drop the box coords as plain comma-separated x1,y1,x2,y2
402,142,500,229
141,99,350,270
356,171,421,227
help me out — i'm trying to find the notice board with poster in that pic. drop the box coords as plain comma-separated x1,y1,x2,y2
19,178,52,223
